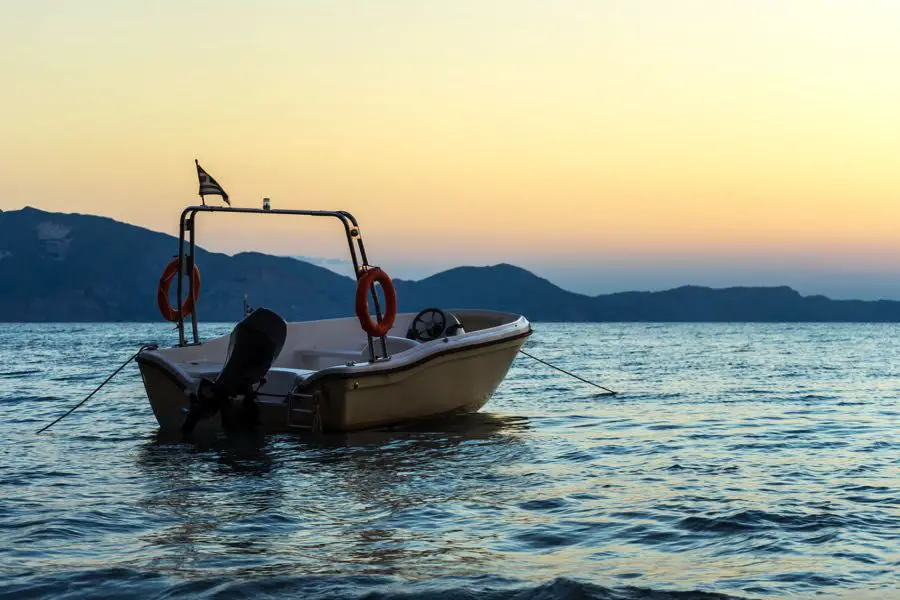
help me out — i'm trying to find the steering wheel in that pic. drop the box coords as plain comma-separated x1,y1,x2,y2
408,308,448,342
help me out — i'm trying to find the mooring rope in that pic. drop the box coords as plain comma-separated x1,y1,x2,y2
36,344,157,434
518,349,618,395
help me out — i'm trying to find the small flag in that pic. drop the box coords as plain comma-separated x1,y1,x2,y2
195,159,230,205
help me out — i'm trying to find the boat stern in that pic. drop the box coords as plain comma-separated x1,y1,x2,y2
136,349,222,434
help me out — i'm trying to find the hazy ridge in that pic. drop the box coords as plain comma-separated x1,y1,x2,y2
2,206,900,322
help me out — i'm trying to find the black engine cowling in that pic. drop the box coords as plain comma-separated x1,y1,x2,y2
181,307,287,435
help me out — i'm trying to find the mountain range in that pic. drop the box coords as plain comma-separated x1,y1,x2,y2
2,206,900,322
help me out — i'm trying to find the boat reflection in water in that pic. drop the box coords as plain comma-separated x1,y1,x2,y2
135,412,532,578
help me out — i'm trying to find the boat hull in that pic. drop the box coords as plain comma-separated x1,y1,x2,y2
308,332,527,431
137,324,529,434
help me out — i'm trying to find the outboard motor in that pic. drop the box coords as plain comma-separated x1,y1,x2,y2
181,308,287,435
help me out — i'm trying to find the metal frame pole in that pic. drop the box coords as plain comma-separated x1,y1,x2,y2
175,206,390,356
187,216,199,344
176,216,186,346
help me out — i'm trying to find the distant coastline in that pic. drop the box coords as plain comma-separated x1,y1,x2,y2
3,206,900,323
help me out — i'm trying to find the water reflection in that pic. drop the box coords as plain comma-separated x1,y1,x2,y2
132,412,532,578
134,430,284,575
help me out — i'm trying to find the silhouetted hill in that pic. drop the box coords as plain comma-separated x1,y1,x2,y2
2,206,900,322
394,264,597,321
0,207,354,321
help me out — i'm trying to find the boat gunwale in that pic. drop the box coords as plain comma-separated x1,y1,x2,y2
136,323,532,394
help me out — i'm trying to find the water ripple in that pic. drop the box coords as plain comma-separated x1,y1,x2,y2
1,322,898,599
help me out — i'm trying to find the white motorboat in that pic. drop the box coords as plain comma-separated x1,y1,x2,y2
136,205,532,436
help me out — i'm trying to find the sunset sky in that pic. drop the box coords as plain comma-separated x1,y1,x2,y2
2,1,900,297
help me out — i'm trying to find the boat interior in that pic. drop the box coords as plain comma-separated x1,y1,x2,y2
148,308,523,403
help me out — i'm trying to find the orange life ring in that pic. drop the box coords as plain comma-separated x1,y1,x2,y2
355,267,397,337
157,257,201,322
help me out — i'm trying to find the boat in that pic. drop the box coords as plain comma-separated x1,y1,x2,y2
136,204,532,436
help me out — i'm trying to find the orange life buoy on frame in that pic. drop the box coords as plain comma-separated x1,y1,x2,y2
355,267,397,337
157,257,201,322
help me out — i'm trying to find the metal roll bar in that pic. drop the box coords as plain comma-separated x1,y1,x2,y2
174,205,389,362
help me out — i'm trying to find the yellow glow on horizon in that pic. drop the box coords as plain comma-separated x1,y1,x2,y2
2,1,900,267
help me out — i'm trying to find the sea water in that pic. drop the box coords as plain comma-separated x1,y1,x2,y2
0,323,897,599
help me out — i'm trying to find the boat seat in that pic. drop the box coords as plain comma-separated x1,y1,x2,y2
292,336,421,368
253,367,317,402
181,361,225,380
297,349,361,359
178,362,314,397
264,367,316,385
357,335,421,362
259,367,315,396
